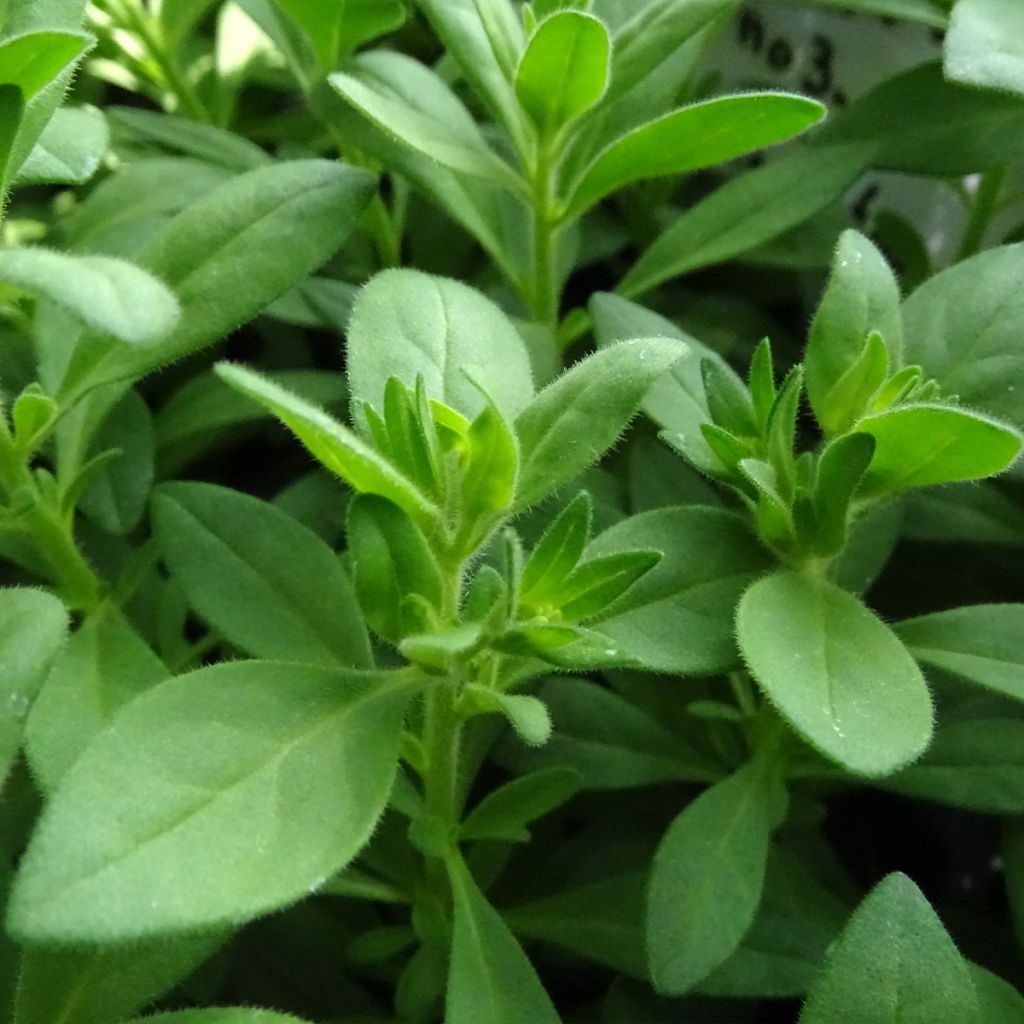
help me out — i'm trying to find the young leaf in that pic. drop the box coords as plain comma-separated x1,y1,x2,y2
945,0,1024,96
14,932,224,1024
215,363,441,524
798,873,981,1023
0,30,89,97
347,269,534,425
520,491,593,605
902,243,1024,425
648,755,782,994
557,550,661,622
514,336,687,508
855,405,1023,494
494,693,553,747
446,855,561,1024
459,398,520,551
0,589,68,787
460,767,580,843
895,604,1024,702
811,432,875,555
154,481,373,668
737,572,933,777
564,92,826,217
818,330,889,438
24,610,167,796
329,56,521,188
275,0,405,68
8,663,417,943
703,359,756,437
619,142,872,299
805,230,902,430
17,105,108,185
347,494,444,644
0,249,178,345
515,11,610,136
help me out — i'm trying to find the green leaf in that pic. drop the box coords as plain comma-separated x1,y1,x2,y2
562,507,771,674
902,244,1024,426
620,142,872,299
460,767,579,842
0,588,68,787
17,105,107,184
416,0,526,149
970,964,1024,1024
855,405,1023,495
0,82,23,190
154,482,372,668
493,693,553,746
14,932,224,1024
515,11,609,136
24,610,166,796
883,718,1024,814
556,550,661,622
0,30,88,97
945,0,1024,96
824,61,1024,175
329,56,520,188
348,493,444,644
514,336,687,508
818,330,890,438
902,483,1024,548
564,92,826,217
804,0,947,24
895,604,1024,702
215,363,440,524
347,269,534,426
812,432,875,556
648,755,782,994
275,0,405,68
128,1012,313,1024
108,106,270,172
605,0,737,102
447,855,561,1024
798,873,981,1024
459,398,519,551
737,572,933,777
0,248,178,345
805,230,902,431
8,662,416,943
521,491,592,605
61,160,375,398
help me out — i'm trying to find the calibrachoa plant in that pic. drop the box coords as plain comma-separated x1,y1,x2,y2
3,0,1024,1023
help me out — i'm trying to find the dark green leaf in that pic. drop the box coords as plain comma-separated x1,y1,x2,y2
460,767,580,842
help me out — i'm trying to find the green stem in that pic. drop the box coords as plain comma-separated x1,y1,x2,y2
958,166,1006,261
528,141,559,323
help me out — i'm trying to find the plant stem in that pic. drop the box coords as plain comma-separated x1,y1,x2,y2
958,166,1006,261
529,140,559,323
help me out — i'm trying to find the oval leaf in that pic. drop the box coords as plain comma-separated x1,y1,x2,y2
736,571,933,777
8,662,415,942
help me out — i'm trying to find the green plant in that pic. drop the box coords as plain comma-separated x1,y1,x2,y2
2,2,1024,1023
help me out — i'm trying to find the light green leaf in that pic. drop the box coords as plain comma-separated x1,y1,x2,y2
648,755,781,994
620,142,872,299
8,662,416,942
737,572,933,777
805,230,902,431
883,718,1024,813
154,481,372,668
347,269,534,425
128,1012,313,1024
0,588,68,787
824,61,1024,175
563,507,771,674
14,932,224,1024
515,11,609,136
945,0,1024,95
514,336,687,508
0,30,88,97
17,105,106,184
275,0,405,67
902,244,1024,426
24,609,166,796
447,855,561,1024
564,92,826,217
60,160,375,399
329,55,520,188
798,873,981,1024
0,248,178,344
215,363,440,524
970,964,1024,1024
896,604,1024,702
856,404,1023,494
